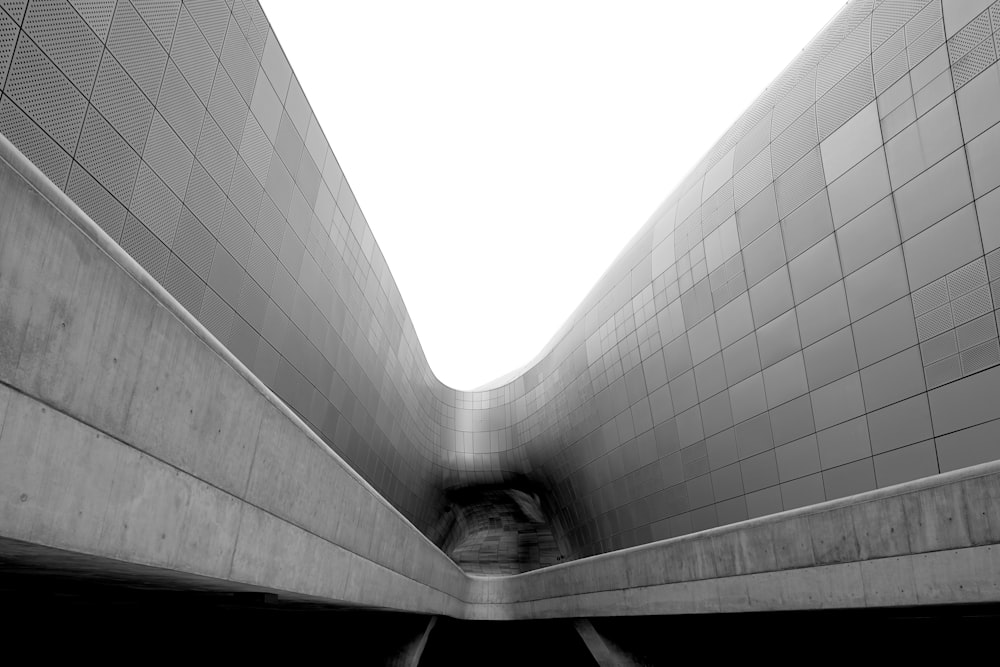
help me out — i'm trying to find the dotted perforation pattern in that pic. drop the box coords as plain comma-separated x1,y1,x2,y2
0,0,26,25
0,9,20,92
129,0,181,52
4,32,88,151
70,0,116,41
0,92,72,187
22,0,104,96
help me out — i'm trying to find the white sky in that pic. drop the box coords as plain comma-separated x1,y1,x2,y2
262,1,847,390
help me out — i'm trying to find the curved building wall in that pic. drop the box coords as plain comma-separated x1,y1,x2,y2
3,0,1000,562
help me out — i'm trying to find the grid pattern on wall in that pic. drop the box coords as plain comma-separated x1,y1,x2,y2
3,0,1000,563
0,0,456,536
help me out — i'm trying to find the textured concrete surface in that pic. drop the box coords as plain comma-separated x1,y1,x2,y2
465,460,1000,618
0,133,469,616
1,132,998,620
8,0,1000,572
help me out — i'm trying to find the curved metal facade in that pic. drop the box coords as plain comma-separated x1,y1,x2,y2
3,0,1000,565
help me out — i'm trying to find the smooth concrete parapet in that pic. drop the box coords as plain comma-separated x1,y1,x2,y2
1,130,998,620
0,132,470,616
464,458,1000,618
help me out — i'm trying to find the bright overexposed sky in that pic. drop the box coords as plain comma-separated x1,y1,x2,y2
262,1,846,390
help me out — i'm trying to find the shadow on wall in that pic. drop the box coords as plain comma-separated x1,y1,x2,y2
436,479,565,574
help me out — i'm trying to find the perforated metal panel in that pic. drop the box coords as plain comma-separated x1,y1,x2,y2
162,252,207,317
817,57,876,138
905,0,941,44
948,258,989,298
236,271,268,326
218,200,253,262
172,207,216,279
65,161,126,239
948,9,992,63
771,69,816,137
195,113,237,195
956,313,996,350
873,0,926,48
143,111,193,195
184,160,226,234
130,0,180,51
22,0,103,95
907,17,945,66
184,0,230,56
207,65,247,148
733,148,772,209
238,111,271,183
75,104,141,200
90,51,154,153
914,254,1000,388
733,113,771,174
220,13,258,103
119,214,169,281
961,337,1000,373
228,155,262,224
155,61,206,150
817,16,872,97
234,0,265,59
0,1,27,25
106,0,167,99
0,9,16,90
952,286,992,325
775,148,826,218
875,46,909,94
4,34,87,151
200,285,236,343
246,231,277,288
0,93,71,187
130,161,182,243
69,0,116,41
952,36,997,87
227,311,260,366
254,192,285,253
241,0,266,34
169,5,218,104
874,27,906,73
770,106,819,177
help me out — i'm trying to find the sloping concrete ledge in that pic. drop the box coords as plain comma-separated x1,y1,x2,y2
0,133,470,616
1,133,999,621
465,459,1000,618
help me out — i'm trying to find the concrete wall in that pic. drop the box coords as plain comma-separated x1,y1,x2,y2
2,131,998,620
0,133,469,615
7,0,1000,563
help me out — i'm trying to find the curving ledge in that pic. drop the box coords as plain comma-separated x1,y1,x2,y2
1,131,998,620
